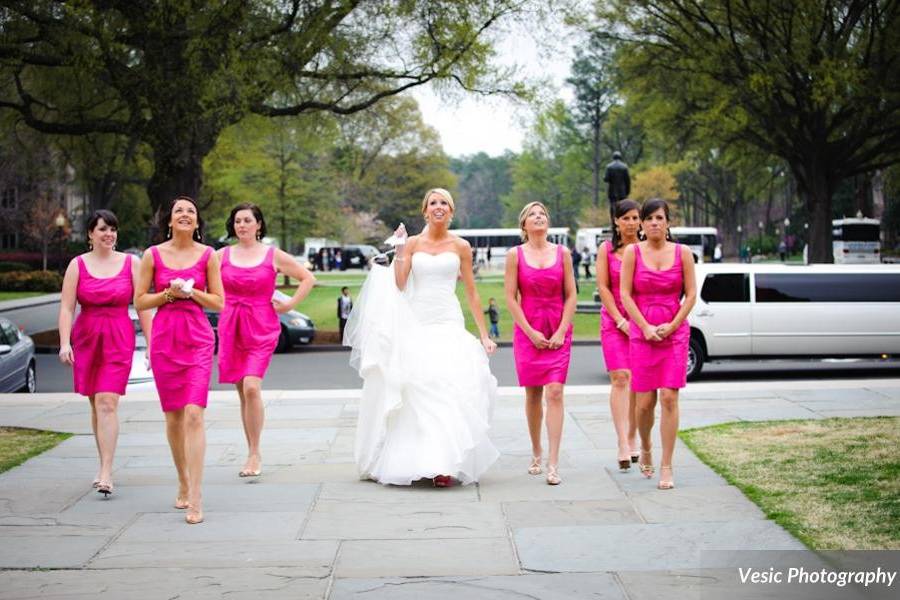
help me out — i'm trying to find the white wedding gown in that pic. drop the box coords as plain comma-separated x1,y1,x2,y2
345,251,500,485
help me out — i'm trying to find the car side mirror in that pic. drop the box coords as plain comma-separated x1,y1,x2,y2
0,344,11,356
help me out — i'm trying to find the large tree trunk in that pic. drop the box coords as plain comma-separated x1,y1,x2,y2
592,119,601,208
147,154,204,216
799,175,834,264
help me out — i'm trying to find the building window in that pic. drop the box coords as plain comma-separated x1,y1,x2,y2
1,187,16,209
0,233,18,249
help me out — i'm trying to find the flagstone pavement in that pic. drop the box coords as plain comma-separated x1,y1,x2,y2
1,379,898,599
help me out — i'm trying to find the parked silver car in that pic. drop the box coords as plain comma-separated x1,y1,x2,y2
0,317,36,393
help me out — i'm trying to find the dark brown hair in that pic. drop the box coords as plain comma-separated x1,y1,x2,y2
611,199,640,250
226,203,267,239
157,195,204,242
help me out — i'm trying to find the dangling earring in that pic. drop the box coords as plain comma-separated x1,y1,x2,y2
166,226,172,239
256,232,262,241
88,240,93,251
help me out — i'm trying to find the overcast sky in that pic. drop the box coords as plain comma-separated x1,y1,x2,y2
409,14,579,159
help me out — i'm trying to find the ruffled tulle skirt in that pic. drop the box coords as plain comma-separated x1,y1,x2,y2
345,264,500,485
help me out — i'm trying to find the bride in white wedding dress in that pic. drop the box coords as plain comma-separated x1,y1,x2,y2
345,188,500,486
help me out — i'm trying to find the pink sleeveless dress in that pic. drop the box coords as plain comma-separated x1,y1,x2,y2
71,254,135,396
218,246,280,383
512,244,573,386
149,245,215,412
600,240,630,371
628,243,690,392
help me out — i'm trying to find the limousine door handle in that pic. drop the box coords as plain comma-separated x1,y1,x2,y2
695,309,714,318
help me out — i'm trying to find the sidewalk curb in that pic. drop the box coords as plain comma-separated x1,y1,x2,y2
0,292,61,313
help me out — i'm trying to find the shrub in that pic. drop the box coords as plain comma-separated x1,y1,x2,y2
0,261,30,273
0,270,63,292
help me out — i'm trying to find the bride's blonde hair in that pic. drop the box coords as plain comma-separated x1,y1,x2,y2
421,188,455,215
518,201,550,242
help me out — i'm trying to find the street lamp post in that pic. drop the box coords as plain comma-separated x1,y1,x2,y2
783,217,791,256
757,221,764,254
54,213,66,273
736,224,743,262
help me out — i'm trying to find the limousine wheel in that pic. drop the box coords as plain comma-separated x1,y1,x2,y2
687,337,704,381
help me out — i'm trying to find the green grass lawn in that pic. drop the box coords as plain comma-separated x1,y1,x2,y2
0,427,72,474
0,291,47,302
281,269,601,341
680,417,900,550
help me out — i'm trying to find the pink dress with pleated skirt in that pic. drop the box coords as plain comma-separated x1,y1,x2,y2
600,240,630,372
149,245,215,412
217,246,280,383
71,254,135,396
628,243,690,392
512,244,572,386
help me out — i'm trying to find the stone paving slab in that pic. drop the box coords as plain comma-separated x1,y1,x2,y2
89,539,339,570
61,482,318,515
302,500,507,540
116,511,308,542
0,568,330,600
334,538,519,578
629,485,766,523
0,527,112,568
515,521,805,572
501,499,643,528
330,573,626,599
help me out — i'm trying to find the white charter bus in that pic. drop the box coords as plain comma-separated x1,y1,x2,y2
576,226,718,263
450,227,570,267
832,218,881,264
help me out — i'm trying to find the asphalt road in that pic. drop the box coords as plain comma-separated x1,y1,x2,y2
0,298,62,336
32,344,900,393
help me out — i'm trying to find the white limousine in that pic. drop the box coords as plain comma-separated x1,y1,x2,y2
686,263,900,379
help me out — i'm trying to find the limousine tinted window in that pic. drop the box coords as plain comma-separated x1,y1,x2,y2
755,273,900,302
701,273,749,302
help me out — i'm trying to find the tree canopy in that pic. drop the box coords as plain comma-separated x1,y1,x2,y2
600,0,900,262
0,0,538,215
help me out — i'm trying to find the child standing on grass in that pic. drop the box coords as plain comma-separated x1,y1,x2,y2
485,297,500,339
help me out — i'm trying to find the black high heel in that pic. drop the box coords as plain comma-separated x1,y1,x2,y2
96,481,113,498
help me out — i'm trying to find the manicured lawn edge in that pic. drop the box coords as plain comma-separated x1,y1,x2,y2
0,427,72,474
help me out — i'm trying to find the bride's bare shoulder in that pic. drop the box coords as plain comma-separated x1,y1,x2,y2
450,235,471,252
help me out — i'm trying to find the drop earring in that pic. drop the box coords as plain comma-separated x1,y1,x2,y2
166,226,172,239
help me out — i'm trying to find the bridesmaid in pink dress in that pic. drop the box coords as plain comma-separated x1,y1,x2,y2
595,199,641,471
135,196,224,524
505,202,577,485
217,203,315,478
58,210,152,497
620,199,697,490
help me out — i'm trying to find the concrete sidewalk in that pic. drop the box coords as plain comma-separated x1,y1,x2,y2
0,380,898,599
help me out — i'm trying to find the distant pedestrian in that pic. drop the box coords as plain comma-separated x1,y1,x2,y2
571,247,582,280
713,243,723,263
484,297,500,339
338,286,353,343
778,240,787,262
582,247,592,279
335,249,343,271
